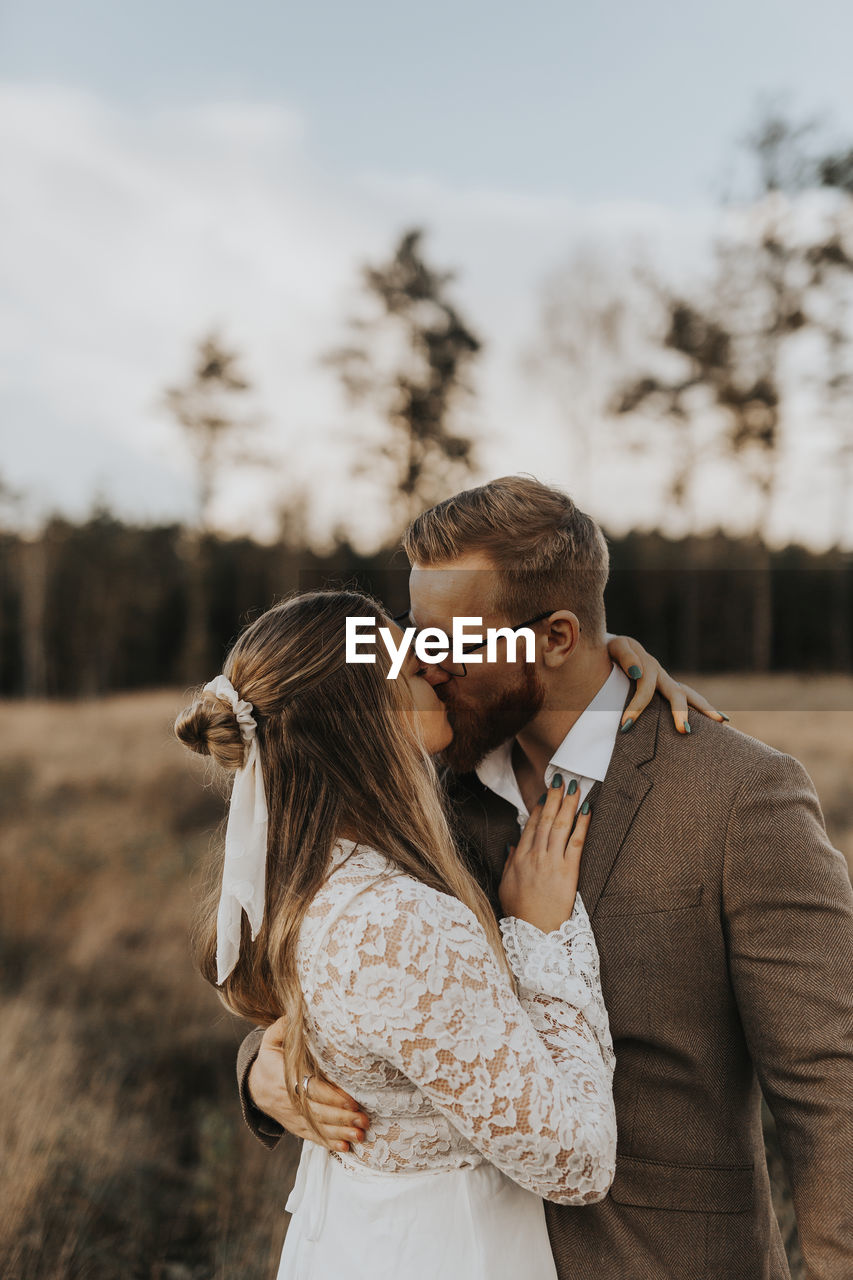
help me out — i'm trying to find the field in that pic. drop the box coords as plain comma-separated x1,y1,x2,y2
1,678,851,1280
0,690,299,1280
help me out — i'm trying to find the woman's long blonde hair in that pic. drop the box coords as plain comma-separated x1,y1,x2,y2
174,589,508,1132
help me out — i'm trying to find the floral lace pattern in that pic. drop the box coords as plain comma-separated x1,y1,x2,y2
499,906,615,1081
297,840,617,1205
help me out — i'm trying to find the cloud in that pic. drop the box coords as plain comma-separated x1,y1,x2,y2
0,82,845,549
0,83,366,534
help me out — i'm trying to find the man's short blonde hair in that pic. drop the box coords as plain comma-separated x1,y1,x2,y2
402,475,610,641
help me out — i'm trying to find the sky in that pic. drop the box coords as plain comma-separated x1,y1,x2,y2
2,0,853,549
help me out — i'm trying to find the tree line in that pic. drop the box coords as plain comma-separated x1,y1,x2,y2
1,512,849,698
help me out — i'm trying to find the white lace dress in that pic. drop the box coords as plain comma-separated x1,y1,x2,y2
277,838,616,1280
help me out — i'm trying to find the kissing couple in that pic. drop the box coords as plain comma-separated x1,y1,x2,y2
175,476,853,1279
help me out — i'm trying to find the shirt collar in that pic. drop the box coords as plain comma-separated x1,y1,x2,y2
474,663,630,811
546,663,630,785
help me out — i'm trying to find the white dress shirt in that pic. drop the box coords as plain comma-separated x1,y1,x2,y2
475,663,630,827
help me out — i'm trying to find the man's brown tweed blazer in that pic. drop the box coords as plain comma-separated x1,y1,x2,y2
236,692,853,1279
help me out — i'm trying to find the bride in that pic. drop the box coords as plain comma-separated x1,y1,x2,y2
175,589,657,1278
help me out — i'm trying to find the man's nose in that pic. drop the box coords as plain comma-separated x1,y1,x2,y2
422,663,453,687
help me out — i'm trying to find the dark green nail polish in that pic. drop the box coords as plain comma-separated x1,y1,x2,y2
580,799,590,815
683,721,691,734
504,841,512,858
620,718,634,733
551,773,563,788
720,713,730,722
567,778,578,795
628,665,642,679
538,792,547,806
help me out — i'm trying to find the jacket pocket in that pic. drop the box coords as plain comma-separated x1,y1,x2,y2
609,1154,754,1214
595,880,703,918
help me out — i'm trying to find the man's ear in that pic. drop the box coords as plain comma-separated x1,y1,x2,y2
540,610,581,669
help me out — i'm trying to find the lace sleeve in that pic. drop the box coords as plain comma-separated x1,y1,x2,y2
320,876,617,1205
499,892,615,1082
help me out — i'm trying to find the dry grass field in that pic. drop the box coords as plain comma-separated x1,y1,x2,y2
0,690,299,1280
1,677,851,1280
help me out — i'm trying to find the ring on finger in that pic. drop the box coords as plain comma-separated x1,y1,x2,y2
294,1073,313,1097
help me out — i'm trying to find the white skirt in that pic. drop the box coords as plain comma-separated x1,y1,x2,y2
277,1141,558,1280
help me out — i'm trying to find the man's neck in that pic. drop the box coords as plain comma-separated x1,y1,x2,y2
513,646,614,788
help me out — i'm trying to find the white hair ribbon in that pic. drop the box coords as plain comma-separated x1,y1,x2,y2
203,674,269,984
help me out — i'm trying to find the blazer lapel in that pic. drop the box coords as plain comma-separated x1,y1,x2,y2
577,692,660,918
442,767,521,910
442,688,662,919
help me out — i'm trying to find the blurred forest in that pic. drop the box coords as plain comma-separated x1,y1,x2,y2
2,105,853,1280
1,515,851,697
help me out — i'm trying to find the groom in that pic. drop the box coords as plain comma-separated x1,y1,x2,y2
237,476,853,1279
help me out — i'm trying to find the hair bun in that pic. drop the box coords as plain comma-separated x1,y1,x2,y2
174,691,247,771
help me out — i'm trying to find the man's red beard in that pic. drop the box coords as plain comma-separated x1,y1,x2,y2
436,664,546,776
